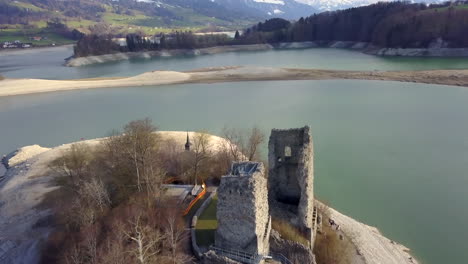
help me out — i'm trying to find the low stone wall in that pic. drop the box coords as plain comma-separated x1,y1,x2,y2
191,191,217,259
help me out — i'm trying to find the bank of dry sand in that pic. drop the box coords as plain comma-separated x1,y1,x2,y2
1,66,468,97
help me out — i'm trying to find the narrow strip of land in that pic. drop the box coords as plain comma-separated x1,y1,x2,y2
1,66,468,97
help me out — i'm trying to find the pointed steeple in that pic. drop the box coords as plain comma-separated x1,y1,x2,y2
185,131,191,151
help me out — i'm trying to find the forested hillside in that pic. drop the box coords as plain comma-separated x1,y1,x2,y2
243,1,468,48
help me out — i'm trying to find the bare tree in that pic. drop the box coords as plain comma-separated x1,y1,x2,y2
191,131,212,185
163,209,191,264
49,143,93,185
124,216,163,264
245,126,265,161
105,118,159,193
221,126,245,162
98,219,128,264
221,126,265,162
79,177,111,212
83,226,99,264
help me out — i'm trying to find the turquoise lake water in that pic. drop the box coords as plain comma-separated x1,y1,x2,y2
1,47,468,263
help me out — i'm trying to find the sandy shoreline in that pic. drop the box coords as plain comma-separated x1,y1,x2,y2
1,66,468,97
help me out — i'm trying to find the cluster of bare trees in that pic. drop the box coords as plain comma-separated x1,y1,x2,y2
44,119,191,264
42,119,267,263
217,126,266,167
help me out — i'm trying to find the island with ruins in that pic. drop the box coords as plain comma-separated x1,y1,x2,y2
0,122,418,264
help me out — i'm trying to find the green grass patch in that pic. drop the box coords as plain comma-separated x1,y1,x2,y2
195,195,218,248
65,19,95,30
0,31,75,46
101,12,149,26
11,1,47,12
428,4,468,12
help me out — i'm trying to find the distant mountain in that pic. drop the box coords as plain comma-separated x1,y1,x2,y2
294,0,446,12
213,0,318,19
0,0,451,37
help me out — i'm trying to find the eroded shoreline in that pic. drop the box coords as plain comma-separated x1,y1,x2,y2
1,66,468,97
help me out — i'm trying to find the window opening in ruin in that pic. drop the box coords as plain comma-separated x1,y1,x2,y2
285,146,292,157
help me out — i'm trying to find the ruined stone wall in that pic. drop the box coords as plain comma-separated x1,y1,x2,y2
268,126,315,242
215,162,270,256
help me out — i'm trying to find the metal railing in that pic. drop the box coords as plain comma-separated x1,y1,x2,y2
271,253,293,264
210,246,263,264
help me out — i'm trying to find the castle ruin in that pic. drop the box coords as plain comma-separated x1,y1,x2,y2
212,126,316,263
215,162,271,258
268,126,316,246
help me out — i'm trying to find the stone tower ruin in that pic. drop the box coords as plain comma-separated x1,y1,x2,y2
215,162,271,257
268,126,316,246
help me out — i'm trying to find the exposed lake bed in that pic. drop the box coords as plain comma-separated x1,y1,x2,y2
1,47,468,264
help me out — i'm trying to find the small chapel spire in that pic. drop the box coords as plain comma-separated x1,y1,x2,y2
185,131,191,151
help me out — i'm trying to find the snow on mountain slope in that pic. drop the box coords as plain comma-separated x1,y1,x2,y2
216,0,317,19
294,0,445,11
253,0,286,4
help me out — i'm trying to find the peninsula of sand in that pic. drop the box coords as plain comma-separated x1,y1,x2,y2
1,66,468,97
0,132,418,264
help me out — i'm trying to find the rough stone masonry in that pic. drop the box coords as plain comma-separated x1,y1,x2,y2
268,126,316,246
215,162,271,257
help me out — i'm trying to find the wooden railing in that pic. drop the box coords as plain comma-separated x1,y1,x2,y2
182,184,207,216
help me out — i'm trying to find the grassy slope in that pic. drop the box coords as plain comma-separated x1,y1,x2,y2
195,195,218,248
0,0,251,44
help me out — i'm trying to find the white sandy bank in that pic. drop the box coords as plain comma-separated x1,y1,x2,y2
2,66,468,98
0,70,190,97
322,202,419,264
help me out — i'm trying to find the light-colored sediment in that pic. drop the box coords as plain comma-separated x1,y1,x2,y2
319,201,419,264
0,70,191,97
1,66,468,97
